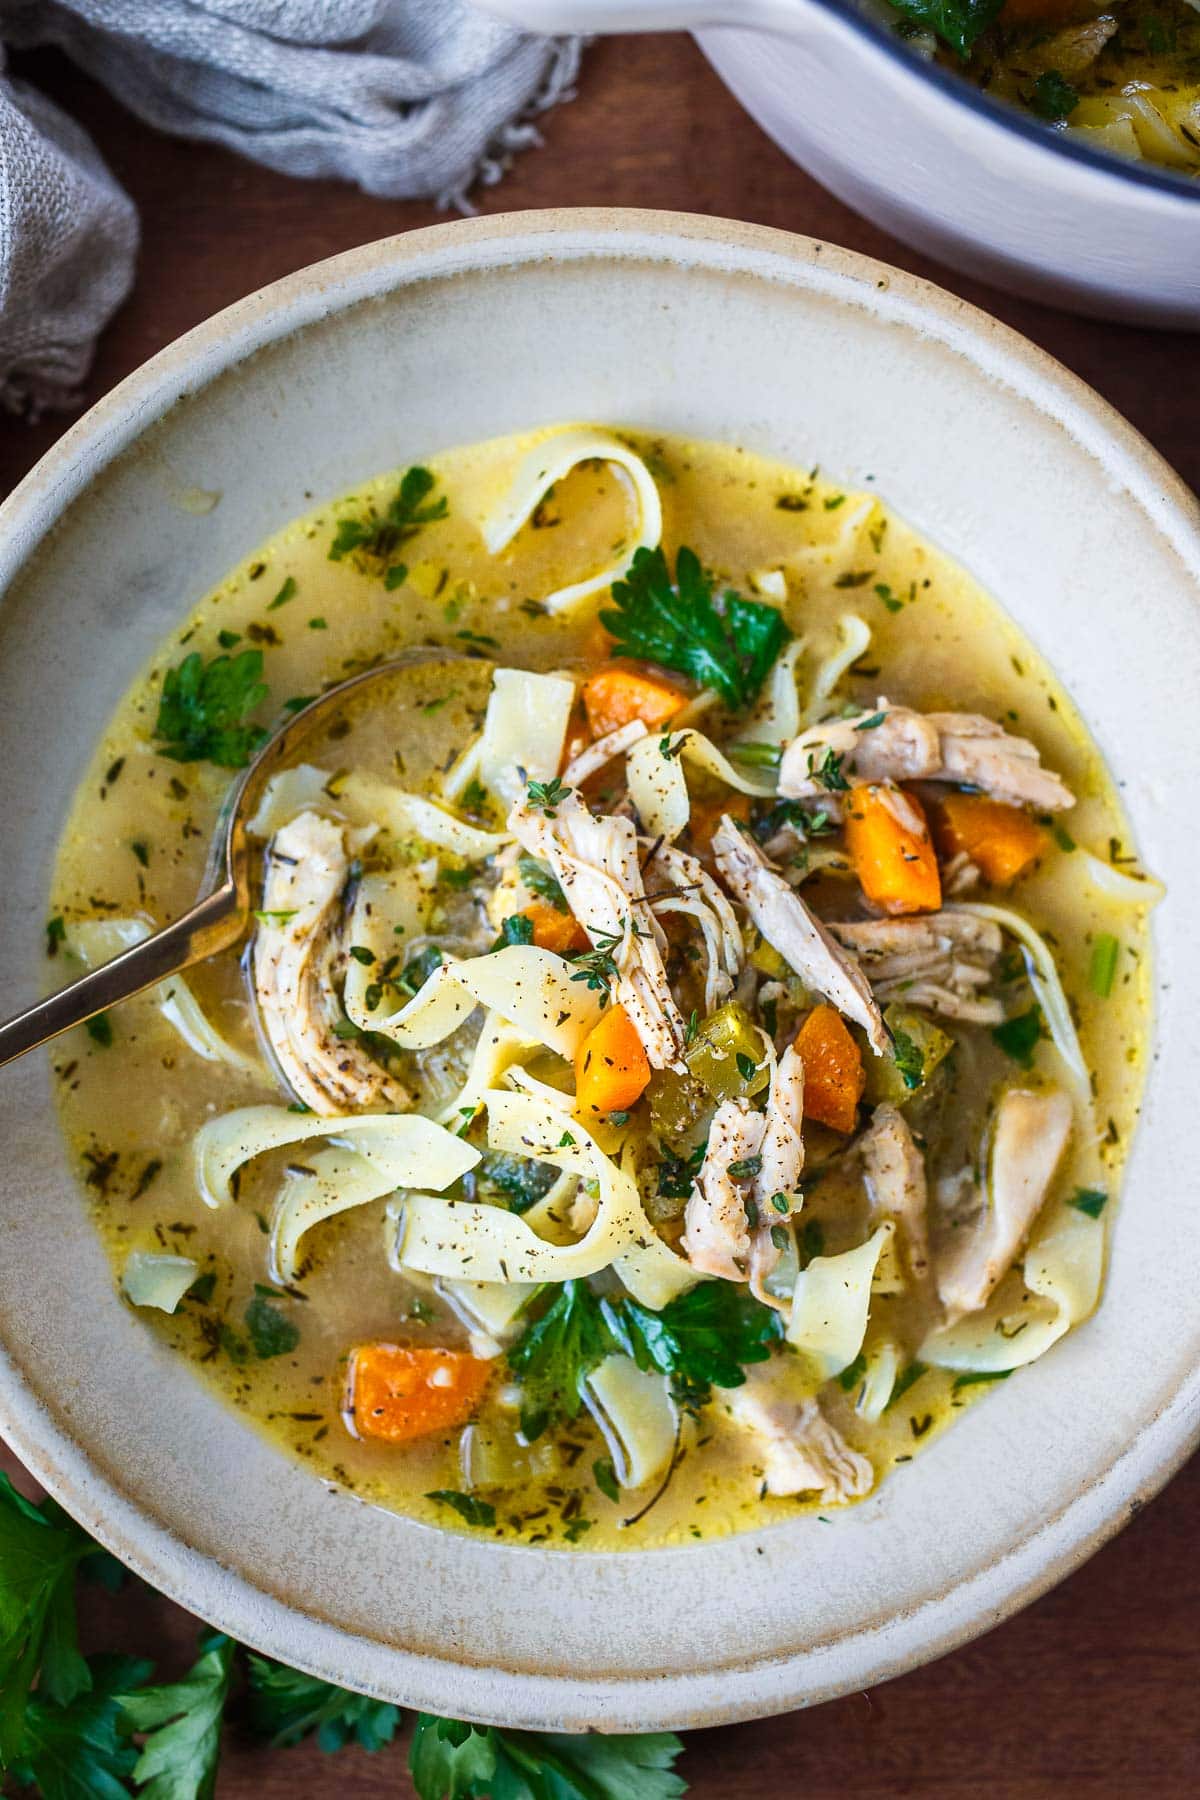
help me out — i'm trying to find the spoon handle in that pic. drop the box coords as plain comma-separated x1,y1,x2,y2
0,886,244,1071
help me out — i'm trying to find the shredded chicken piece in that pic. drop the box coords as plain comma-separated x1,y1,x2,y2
859,1103,930,1284
561,719,648,786
778,698,1074,816
252,810,410,1114
712,817,888,1054
508,788,686,1070
644,837,744,1013
749,1045,806,1303
722,1365,874,1501
937,1087,1074,1321
681,1099,764,1280
829,911,1005,1024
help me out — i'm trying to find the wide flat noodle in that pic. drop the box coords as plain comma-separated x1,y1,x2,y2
121,1251,199,1314
786,1224,892,1379
69,919,262,1078
626,727,777,844
614,1231,700,1309
249,763,509,860
350,943,604,1058
948,901,1089,1100
193,1104,478,1208
342,867,438,1025
739,637,805,747
480,426,664,613
246,764,335,837
394,1090,650,1283
799,612,872,727
920,1202,1104,1373
585,1354,678,1490
473,667,575,810
343,770,509,859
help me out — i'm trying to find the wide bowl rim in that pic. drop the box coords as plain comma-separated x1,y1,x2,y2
1,208,1197,1730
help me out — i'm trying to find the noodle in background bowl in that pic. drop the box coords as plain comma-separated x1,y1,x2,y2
0,211,1197,1728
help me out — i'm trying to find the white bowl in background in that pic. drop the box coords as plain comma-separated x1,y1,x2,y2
480,0,1200,326
0,211,1197,1729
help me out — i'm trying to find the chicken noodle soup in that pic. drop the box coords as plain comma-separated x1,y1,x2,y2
49,427,1157,1549
884,0,1200,176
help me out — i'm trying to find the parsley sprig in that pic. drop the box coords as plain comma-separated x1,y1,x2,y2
409,1713,686,1800
601,546,789,712
154,649,269,768
328,465,447,569
0,1476,689,1797
508,1279,783,1438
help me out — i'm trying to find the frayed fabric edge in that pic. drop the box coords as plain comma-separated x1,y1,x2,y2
437,34,587,216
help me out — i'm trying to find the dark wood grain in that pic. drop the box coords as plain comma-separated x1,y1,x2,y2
2,29,1197,1798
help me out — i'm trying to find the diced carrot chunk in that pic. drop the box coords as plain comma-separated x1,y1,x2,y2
688,791,752,856
844,783,941,916
930,791,1047,887
794,1005,865,1135
581,663,687,741
574,1002,651,1118
348,1344,491,1444
521,899,591,956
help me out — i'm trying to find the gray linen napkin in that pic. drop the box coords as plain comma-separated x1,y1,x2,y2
0,1,581,416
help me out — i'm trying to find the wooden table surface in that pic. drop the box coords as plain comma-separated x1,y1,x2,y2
3,29,1198,1800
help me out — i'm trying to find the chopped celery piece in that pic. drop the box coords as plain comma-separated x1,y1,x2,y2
862,1003,954,1106
684,1001,771,1103
648,1066,711,1153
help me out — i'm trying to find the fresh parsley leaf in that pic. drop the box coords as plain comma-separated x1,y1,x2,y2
328,467,447,567
45,915,66,957
518,855,567,911
507,1281,621,1439
154,649,269,768
888,0,1004,59
244,1293,300,1359
266,576,297,611
837,1352,868,1393
408,1714,687,1800
0,1475,98,1758
85,1014,114,1049
1068,1186,1108,1219
479,1152,559,1215
952,1369,1012,1391
11,1653,151,1800
890,1026,925,1091
492,913,534,951
425,1491,496,1529
593,1457,621,1504
244,1652,400,1753
601,546,788,711
1031,69,1079,119
606,1283,783,1412
991,1006,1043,1069
120,1632,234,1800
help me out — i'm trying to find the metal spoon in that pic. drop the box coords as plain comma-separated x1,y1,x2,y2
0,648,466,1070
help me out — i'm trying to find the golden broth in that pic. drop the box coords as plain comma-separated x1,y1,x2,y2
48,428,1152,1549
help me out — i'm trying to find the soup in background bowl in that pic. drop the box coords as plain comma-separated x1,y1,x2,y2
0,213,1196,1727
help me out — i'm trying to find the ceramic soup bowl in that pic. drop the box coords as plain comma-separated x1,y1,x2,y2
0,211,1197,1729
